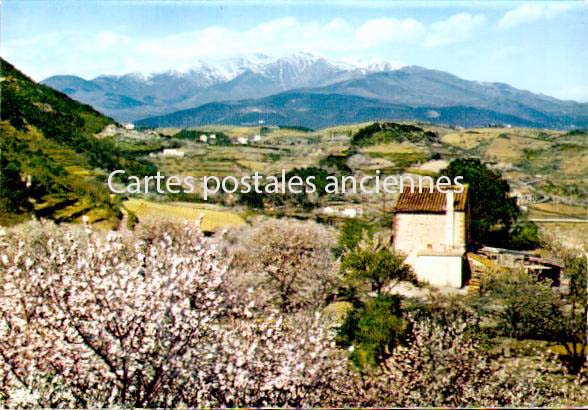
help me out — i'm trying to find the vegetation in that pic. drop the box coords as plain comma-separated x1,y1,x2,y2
319,154,353,175
441,158,520,245
474,270,559,340
1,218,586,406
173,129,232,145
1,57,587,405
0,58,156,225
351,122,438,146
226,218,339,311
332,218,376,257
0,154,30,215
278,125,314,132
238,166,332,210
509,220,540,249
123,199,245,232
340,236,413,294
338,294,405,368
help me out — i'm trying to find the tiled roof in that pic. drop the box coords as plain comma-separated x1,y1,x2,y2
394,185,468,213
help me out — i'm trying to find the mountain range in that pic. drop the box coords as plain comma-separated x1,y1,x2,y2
42,52,588,129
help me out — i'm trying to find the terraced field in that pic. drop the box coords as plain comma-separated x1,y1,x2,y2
135,124,588,222
124,199,246,232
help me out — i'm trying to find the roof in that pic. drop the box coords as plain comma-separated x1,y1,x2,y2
394,185,468,213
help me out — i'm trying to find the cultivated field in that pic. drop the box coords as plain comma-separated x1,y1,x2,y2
107,122,588,234
124,199,246,231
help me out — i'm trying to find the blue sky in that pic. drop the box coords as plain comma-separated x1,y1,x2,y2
2,1,587,101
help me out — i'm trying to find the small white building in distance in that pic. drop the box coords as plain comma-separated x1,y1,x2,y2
237,136,248,145
122,123,135,130
393,186,470,288
252,134,262,143
199,134,208,143
161,148,185,158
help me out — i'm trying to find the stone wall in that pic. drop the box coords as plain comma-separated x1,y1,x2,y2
393,211,466,254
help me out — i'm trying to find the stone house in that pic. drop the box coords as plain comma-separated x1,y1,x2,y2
393,186,470,288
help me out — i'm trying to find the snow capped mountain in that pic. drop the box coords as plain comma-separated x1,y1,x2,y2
41,52,408,121
93,53,402,86
334,57,404,73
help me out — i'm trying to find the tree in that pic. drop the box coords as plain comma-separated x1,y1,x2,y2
553,255,587,373
238,189,264,209
0,220,580,407
441,158,519,244
0,155,30,214
332,218,375,257
225,218,340,312
362,317,563,407
337,294,405,368
285,167,331,197
0,220,353,407
340,235,414,294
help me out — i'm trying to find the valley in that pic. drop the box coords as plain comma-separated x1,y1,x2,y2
107,120,588,241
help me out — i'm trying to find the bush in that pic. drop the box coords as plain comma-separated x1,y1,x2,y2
340,234,414,294
363,317,564,407
473,269,559,339
332,218,375,257
125,209,139,230
509,220,540,250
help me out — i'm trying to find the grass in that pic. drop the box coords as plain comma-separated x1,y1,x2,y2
124,199,246,232
527,203,588,219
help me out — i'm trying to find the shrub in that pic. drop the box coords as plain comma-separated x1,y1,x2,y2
363,317,563,407
473,269,559,339
509,220,540,250
332,218,375,257
340,235,414,294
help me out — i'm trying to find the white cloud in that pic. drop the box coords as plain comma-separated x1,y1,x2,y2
2,13,497,79
128,16,429,72
355,18,426,47
498,3,574,29
425,13,486,48
131,17,356,67
0,14,491,78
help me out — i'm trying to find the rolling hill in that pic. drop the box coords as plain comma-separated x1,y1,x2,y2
0,58,155,226
135,90,581,130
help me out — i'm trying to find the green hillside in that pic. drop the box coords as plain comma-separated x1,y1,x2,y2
0,58,156,227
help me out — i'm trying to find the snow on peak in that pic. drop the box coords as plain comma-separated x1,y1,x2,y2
334,57,405,73
95,53,405,86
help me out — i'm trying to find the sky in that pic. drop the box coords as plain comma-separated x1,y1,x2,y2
2,0,587,101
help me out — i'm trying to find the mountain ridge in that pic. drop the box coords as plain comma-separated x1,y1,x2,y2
41,53,588,128
41,53,405,121
135,90,581,130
